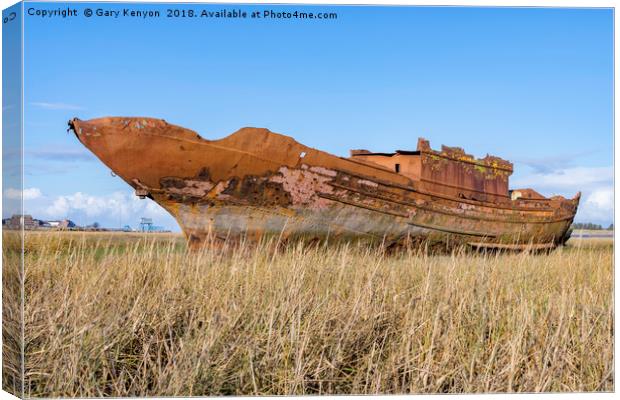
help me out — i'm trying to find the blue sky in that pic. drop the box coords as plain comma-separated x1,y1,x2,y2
15,3,614,230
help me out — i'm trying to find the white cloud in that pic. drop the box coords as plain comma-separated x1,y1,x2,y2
576,187,614,223
45,191,168,219
512,166,613,224
29,191,178,230
30,102,84,111
4,187,42,200
511,166,613,195
24,188,43,200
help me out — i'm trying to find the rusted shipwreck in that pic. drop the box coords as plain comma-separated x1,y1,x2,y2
69,117,580,250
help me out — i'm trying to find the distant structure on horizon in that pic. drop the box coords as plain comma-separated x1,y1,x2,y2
2,214,170,233
139,217,168,232
2,215,76,231
139,218,153,232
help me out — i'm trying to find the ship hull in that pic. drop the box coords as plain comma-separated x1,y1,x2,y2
69,117,580,250
164,201,573,251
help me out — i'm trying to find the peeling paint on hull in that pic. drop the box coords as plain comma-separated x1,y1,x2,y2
69,117,580,251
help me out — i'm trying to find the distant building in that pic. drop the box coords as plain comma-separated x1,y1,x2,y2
47,219,76,229
2,215,76,231
2,215,21,230
2,214,38,230
139,218,154,232
37,220,52,229
60,219,76,229
137,217,170,232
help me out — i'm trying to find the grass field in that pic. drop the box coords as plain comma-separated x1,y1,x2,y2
2,231,614,396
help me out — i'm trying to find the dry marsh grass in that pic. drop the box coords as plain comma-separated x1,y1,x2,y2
3,231,614,396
